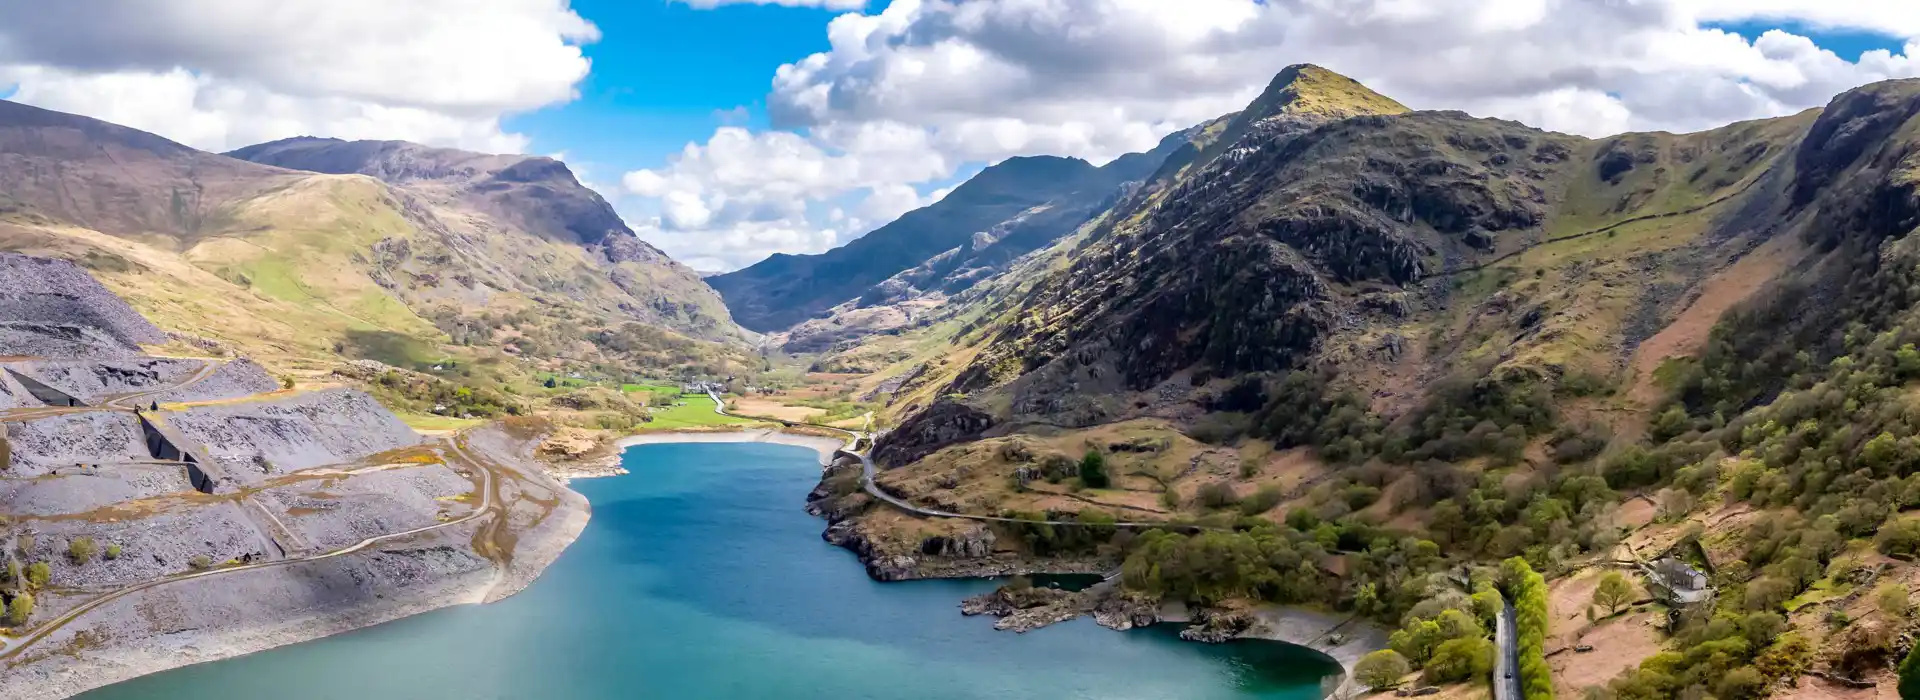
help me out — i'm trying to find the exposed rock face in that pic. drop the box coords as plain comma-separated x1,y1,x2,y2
162,388,422,483
872,400,996,468
0,253,168,356
1092,592,1163,631
1179,607,1258,643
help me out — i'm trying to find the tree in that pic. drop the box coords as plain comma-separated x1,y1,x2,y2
1900,645,1920,700
25,561,49,589
1078,450,1110,489
1354,649,1411,689
543,376,558,389
5,592,30,626
1593,571,1634,614
67,536,96,564
1425,637,1496,684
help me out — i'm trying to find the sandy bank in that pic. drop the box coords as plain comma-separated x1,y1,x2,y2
613,428,848,466
1241,607,1391,700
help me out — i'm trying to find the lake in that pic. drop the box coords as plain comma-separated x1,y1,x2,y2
77,441,1340,699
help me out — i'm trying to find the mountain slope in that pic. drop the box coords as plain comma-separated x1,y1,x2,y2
0,100,754,392
225,136,740,341
857,63,1812,463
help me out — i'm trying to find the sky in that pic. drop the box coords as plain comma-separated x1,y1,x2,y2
1,1,1919,273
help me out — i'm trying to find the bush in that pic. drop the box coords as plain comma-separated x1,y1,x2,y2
1424,637,1495,684
1354,649,1411,689
1879,518,1920,558
1239,486,1285,516
1078,450,1110,489
25,561,50,589
5,591,31,626
67,536,96,564
104,543,122,561
1899,644,1920,700
188,554,214,570
1196,482,1240,510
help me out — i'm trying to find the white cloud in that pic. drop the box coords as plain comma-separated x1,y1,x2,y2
0,0,595,153
628,0,1920,271
676,0,868,8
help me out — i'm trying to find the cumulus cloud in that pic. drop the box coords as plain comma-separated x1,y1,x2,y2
627,0,1920,271
0,0,595,153
676,0,868,9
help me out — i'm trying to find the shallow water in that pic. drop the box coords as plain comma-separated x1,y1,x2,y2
78,441,1340,700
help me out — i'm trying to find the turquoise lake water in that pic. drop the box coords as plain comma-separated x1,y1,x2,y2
78,441,1340,699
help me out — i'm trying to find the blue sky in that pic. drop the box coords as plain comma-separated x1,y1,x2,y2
503,0,848,175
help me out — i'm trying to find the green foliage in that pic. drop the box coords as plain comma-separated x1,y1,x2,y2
999,510,1116,556
67,537,95,564
1881,518,1920,557
1196,482,1240,510
6,591,31,626
104,543,122,561
1504,557,1554,700
25,561,49,589
1424,637,1495,684
1593,571,1633,614
1389,608,1485,664
1899,643,1920,700
188,554,213,571
1354,649,1411,689
1078,450,1110,489
1239,485,1284,516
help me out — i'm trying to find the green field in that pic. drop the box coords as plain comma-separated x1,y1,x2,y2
397,413,487,432
637,393,759,430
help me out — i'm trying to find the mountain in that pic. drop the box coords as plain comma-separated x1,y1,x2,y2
225,136,738,340
712,138,1192,337
807,69,1920,676
0,100,753,390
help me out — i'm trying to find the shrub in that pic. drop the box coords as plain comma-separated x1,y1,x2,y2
104,544,122,561
188,554,214,570
1899,644,1920,700
5,591,31,626
1354,649,1410,689
67,537,96,564
1196,482,1240,510
1424,637,1495,684
25,561,50,589
1239,486,1285,516
1879,517,1920,558
1078,450,1110,489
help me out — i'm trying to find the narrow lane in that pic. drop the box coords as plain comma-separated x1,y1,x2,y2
1494,596,1520,700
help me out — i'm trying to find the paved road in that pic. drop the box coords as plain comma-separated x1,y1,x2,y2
1494,596,1521,700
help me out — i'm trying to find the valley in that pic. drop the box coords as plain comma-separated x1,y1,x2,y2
3,51,1920,700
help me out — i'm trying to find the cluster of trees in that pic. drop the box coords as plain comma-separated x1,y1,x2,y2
1248,365,1557,468
1504,558,1552,700
369,369,520,418
1602,609,1809,700
998,510,1118,557
1120,517,1452,622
